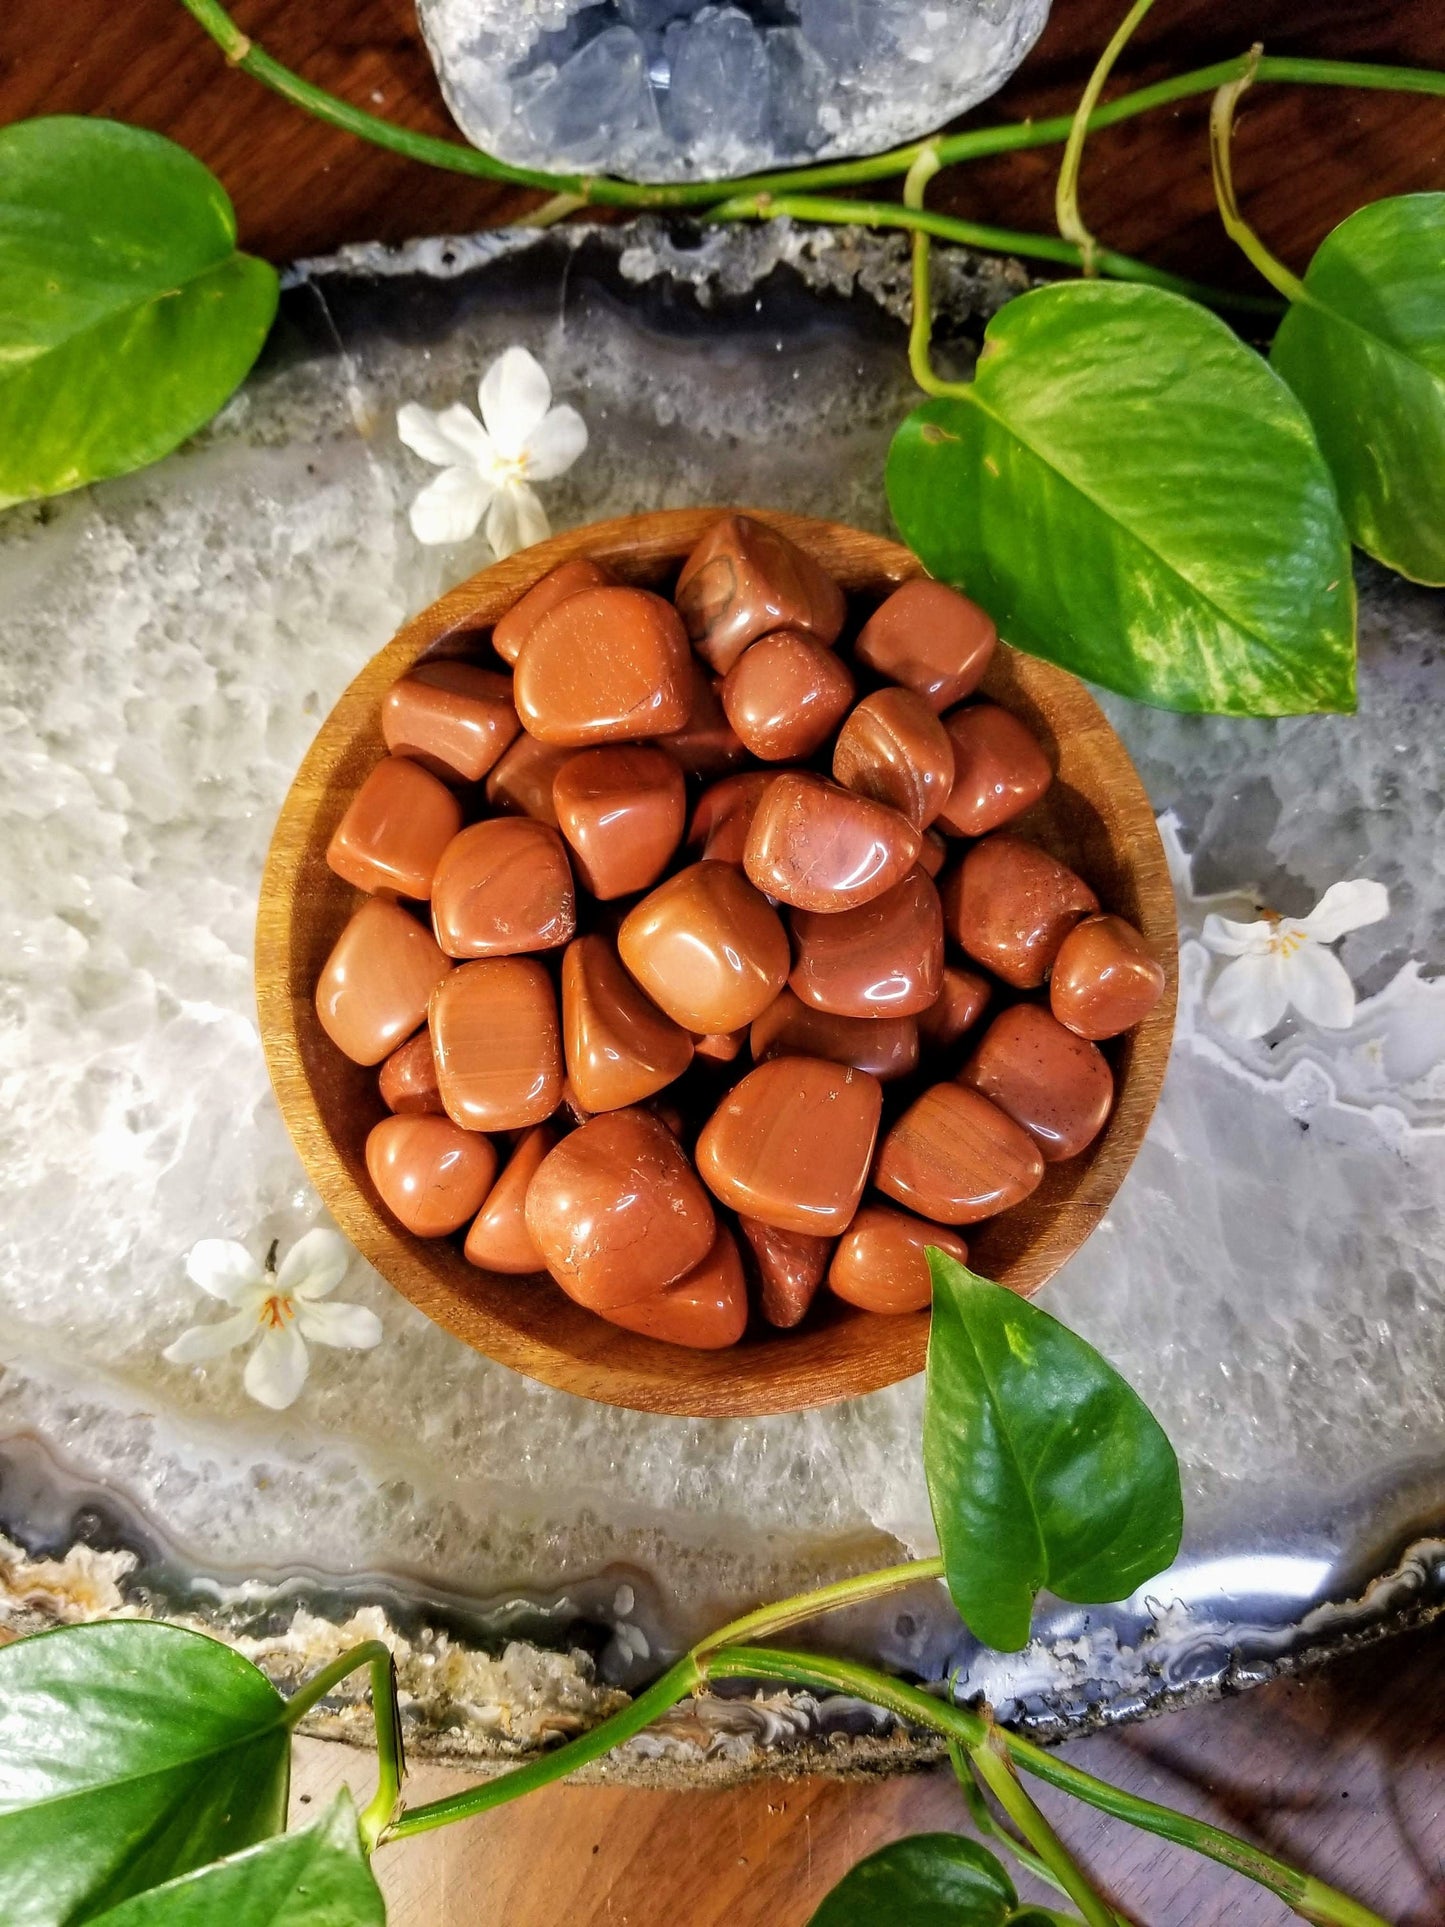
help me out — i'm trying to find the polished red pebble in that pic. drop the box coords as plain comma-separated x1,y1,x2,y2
562,934,693,1112
599,1226,748,1348
751,988,918,1081
513,586,692,745
720,630,855,762
483,733,573,827
832,687,955,831
687,770,774,866
855,578,996,713
789,869,944,1019
942,834,1099,989
618,860,790,1034
827,1205,969,1314
692,1027,747,1063
918,829,947,878
430,957,563,1130
916,964,991,1053
696,1056,882,1236
738,1217,832,1328
431,817,576,958
365,1113,497,1237
326,755,462,899
316,899,452,1067
674,513,846,674
553,745,686,899
654,658,747,778
961,1004,1114,1162
381,661,519,784
378,1028,443,1115
525,1108,717,1309
1050,913,1166,1040
492,556,616,665
936,703,1052,837
743,772,922,914
875,1082,1043,1224
464,1124,555,1273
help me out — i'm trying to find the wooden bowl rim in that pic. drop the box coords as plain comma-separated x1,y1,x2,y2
256,508,1177,1418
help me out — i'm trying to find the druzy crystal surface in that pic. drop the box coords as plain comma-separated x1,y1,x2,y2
416,0,1052,182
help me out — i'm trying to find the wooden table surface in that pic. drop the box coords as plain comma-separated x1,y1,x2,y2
10,1,1445,1920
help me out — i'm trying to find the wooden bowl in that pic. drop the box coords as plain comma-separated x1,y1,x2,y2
257,509,1177,1418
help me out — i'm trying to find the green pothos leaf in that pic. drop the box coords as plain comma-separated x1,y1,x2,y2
807,1833,1019,1926
0,117,278,508
1271,192,1445,584
887,279,1355,717
923,1254,1182,1654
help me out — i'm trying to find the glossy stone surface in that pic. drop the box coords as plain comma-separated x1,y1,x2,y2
695,1056,882,1235
381,661,519,784
738,1217,831,1329
492,556,616,666
463,1124,555,1274
918,829,947,878
743,773,921,914
431,817,576,958
833,687,955,831
855,579,996,713
653,658,746,778
430,957,563,1130
943,834,1099,989
962,1003,1114,1162
378,1028,443,1115
750,988,918,1082
483,733,572,827
618,860,789,1034
916,964,992,1054
316,899,452,1067
875,1082,1044,1224
562,935,693,1113
827,1205,968,1315
937,702,1052,838
553,745,685,900
525,1108,716,1309
598,1227,748,1350
365,1113,497,1238
687,771,773,867
789,869,944,1019
692,1027,747,1063
1050,913,1167,1040
513,586,691,744
326,755,462,899
720,630,855,762
674,514,845,674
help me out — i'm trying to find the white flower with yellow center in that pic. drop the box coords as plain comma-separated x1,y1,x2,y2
1201,879,1389,1040
164,1230,382,1411
397,344,588,555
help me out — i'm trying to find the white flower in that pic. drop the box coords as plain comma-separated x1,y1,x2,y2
396,345,587,555
163,1230,382,1411
1201,879,1389,1040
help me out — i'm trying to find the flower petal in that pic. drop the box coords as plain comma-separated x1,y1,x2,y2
185,1239,263,1305
409,466,493,546
1299,879,1389,944
1199,913,1272,958
397,401,478,470
1285,943,1359,1029
278,1228,352,1300
163,1309,256,1364
479,347,552,458
244,1323,310,1411
297,1298,384,1350
485,482,550,561
1206,950,1293,1039
522,404,588,482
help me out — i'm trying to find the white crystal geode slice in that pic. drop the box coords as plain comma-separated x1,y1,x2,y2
416,0,1052,183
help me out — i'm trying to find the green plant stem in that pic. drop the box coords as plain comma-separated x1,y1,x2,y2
972,1726,1116,1927
1056,0,1159,272
692,1555,946,1654
951,1740,1104,1914
1210,49,1310,303
282,1640,404,1852
901,146,969,398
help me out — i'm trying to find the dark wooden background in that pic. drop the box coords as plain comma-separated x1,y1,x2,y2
6,0,1444,1919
